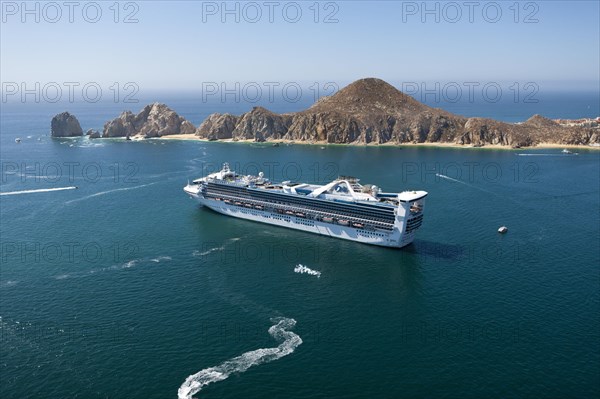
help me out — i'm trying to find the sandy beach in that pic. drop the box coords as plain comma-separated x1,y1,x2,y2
157,134,600,150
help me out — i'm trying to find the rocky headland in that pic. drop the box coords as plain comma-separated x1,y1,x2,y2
101,102,195,138
195,78,599,147
52,78,600,148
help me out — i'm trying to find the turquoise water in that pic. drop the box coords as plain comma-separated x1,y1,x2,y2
1,103,599,398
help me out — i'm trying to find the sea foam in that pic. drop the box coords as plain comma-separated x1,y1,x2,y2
294,264,321,278
178,317,302,399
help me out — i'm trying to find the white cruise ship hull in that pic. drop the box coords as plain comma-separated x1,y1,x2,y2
184,162,426,249
188,194,416,248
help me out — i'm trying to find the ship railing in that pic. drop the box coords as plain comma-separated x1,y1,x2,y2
205,193,395,230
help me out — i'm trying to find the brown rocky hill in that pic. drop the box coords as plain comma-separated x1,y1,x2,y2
103,103,195,138
196,78,599,147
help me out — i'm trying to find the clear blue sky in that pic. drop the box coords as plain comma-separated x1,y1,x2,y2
1,1,599,91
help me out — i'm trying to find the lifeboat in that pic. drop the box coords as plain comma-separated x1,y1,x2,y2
322,217,333,223
338,220,349,226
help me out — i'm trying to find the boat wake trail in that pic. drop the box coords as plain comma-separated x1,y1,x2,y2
294,264,321,278
192,238,241,257
150,256,172,263
64,182,158,205
435,173,507,199
516,153,564,156
435,173,463,184
53,255,172,280
0,186,78,196
193,247,225,256
177,317,302,399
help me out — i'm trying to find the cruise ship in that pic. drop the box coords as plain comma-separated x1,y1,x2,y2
184,163,427,248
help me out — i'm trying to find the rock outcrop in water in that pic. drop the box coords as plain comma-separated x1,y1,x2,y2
102,103,196,138
86,129,101,139
195,78,600,147
51,112,83,137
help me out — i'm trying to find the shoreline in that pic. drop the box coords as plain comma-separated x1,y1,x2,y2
156,134,600,150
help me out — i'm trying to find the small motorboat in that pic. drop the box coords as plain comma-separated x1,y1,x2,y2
498,226,508,234
562,148,572,154
15,138,21,143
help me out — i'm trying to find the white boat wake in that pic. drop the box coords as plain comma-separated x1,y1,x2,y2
177,317,302,399
193,247,225,256
516,153,564,156
64,182,158,204
435,173,463,183
435,173,507,199
294,264,321,278
192,238,242,257
0,186,78,196
53,255,172,279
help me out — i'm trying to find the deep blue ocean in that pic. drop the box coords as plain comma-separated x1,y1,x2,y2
1,92,599,398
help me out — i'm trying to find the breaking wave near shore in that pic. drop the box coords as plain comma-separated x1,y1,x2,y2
177,317,302,399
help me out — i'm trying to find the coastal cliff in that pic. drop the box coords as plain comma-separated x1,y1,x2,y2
58,78,599,147
102,103,195,138
195,78,599,147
